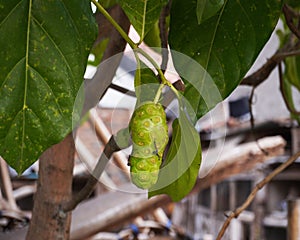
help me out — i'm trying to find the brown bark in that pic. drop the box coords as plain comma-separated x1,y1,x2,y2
26,133,75,240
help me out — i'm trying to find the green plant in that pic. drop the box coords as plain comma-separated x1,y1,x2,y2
1,0,300,238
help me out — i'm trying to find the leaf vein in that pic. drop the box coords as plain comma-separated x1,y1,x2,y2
141,0,148,40
27,65,65,117
0,0,23,28
0,57,25,90
59,0,81,38
31,16,74,80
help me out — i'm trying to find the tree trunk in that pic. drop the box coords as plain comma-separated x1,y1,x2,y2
26,133,75,240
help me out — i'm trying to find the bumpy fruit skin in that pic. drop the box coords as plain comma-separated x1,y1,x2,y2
129,102,168,189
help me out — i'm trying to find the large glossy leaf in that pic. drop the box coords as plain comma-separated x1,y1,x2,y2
149,99,201,201
196,0,224,24
0,0,97,173
118,0,167,42
169,0,283,118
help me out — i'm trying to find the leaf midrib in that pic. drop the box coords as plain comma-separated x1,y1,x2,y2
21,0,33,161
141,0,148,40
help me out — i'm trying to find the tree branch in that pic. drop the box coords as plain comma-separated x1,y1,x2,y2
62,136,120,212
109,83,136,97
248,87,268,155
240,47,300,87
216,150,300,240
241,4,300,88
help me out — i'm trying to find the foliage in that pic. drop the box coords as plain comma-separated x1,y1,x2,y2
169,0,283,118
88,38,109,66
118,0,168,42
0,0,296,201
0,0,97,173
149,99,202,201
196,0,224,24
277,14,300,123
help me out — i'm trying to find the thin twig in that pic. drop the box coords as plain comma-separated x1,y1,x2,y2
241,46,300,87
283,4,300,40
241,53,281,87
248,88,268,155
62,136,120,212
216,150,300,240
278,62,300,115
109,83,136,97
240,46,300,87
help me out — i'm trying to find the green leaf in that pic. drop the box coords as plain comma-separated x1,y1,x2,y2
143,21,161,49
196,0,224,24
0,0,97,173
88,38,110,67
281,76,300,124
169,0,283,118
98,0,118,9
285,56,300,91
134,61,160,105
149,100,202,201
118,0,167,41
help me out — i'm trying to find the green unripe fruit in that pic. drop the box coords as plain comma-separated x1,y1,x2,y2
129,102,168,189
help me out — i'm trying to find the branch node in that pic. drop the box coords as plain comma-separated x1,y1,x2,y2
224,211,232,218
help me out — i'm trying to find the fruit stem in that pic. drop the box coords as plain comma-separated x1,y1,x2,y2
153,84,165,104
135,48,170,86
91,0,181,104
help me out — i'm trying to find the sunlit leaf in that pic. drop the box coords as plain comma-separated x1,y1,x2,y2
143,21,161,49
118,0,167,41
0,0,97,173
